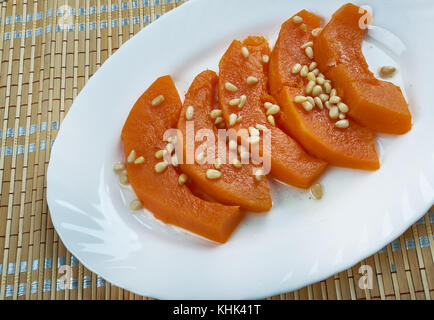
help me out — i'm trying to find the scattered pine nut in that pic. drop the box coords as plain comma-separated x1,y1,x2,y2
241,46,249,58
167,136,177,144
305,80,316,95
186,105,194,120
171,154,179,167
113,163,125,172
254,169,264,181
379,66,396,78
214,158,222,170
134,156,145,164
240,151,250,161
151,95,164,106
178,173,188,185
302,101,314,111
229,140,237,151
312,68,320,76
255,123,268,131
229,98,241,106
210,109,222,119
119,174,129,185
154,161,168,173
248,135,260,145
335,119,349,128
324,82,332,94
329,96,341,104
307,72,316,82
319,94,329,102
329,106,339,119
339,113,346,120
249,126,260,136
229,113,237,126
262,54,270,64
325,101,332,110
294,96,308,103
299,23,307,32
214,116,224,125
166,143,175,154
292,63,302,74
196,151,205,161
127,150,136,163
236,115,243,123
330,88,337,97
239,95,247,108
310,183,323,199
225,82,238,92
293,16,303,24
264,102,273,109
206,169,222,179
267,115,275,126
155,149,167,159
305,47,314,59
300,65,309,77
129,199,142,211
232,159,242,168
316,76,325,85
337,102,349,113
314,97,324,110
309,62,317,71
307,96,315,106
301,41,313,49
246,76,259,85
312,85,323,97
266,104,280,115
311,27,323,37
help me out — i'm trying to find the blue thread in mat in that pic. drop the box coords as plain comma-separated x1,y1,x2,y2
4,32,10,41
27,13,33,22
133,16,140,25
122,2,129,10
419,235,429,248
32,259,39,271
79,22,86,31
44,257,52,269
58,256,66,267
391,239,401,252
5,16,12,24
6,128,14,138
79,7,86,15
17,145,24,155
7,263,16,275
35,28,42,36
14,31,22,39
5,285,13,298
405,237,415,250
101,4,108,13
112,19,118,27
133,1,139,9
83,275,92,289
90,21,97,30
68,24,75,32
18,283,26,296
97,277,106,287
40,140,46,150
70,277,78,290
36,12,44,20
144,15,150,23
46,25,52,33
144,0,150,7
122,18,130,26
43,279,51,292
112,3,119,11
25,30,32,38
16,14,23,22
70,256,78,267
90,6,97,15
29,143,36,153
20,261,28,273
31,281,38,294
47,8,53,17
101,20,108,29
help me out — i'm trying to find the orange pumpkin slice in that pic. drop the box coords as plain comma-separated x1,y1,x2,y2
314,3,411,134
121,75,243,243
178,70,272,212
269,10,379,170
218,36,327,189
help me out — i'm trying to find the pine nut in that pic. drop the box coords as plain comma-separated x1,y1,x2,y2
266,104,280,115
210,109,222,119
299,23,307,32
113,163,125,172
305,47,314,59
337,102,349,113
127,150,136,163
240,151,250,161
312,68,320,76
293,16,303,24
229,113,237,126
166,143,175,154
339,113,346,120
325,101,332,110
134,156,145,164
329,96,341,104
310,183,323,199
178,173,188,185
307,72,316,82
255,123,268,131
379,66,396,78
312,85,323,97
312,27,323,37
247,76,259,85
316,76,325,85
262,54,270,64
239,95,247,108
255,169,264,181
319,94,329,102
186,105,194,120
206,169,222,179
324,81,332,94
171,154,179,167
196,151,205,162
232,159,242,168
309,62,317,71
154,161,168,173
214,158,222,170
151,95,164,106
229,140,237,151
249,126,260,137
119,174,129,185
314,97,324,110
301,41,313,49
335,119,349,128
330,88,337,97
241,46,249,58
294,96,308,103
248,135,260,145
167,136,177,144
292,63,302,74
302,101,314,111
225,82,238,92
229,98,241,106
329,106,339,119
214,117,224,125
300,65,309,77
129,199,142,211
267,115,275,126
264,102,273,109
305,80,316,94
236,115,243,123
155,149,167,159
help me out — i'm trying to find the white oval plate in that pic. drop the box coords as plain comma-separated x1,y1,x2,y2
47,0,434,299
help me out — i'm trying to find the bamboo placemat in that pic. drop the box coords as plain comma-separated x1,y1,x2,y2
0,0,432,300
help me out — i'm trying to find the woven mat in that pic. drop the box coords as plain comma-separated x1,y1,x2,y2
0,0,433,300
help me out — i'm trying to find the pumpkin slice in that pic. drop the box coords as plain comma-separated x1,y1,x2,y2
314,3,411,134
269,10,379,170
178,70,272,212
121,75,243,243
218,36,327,189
